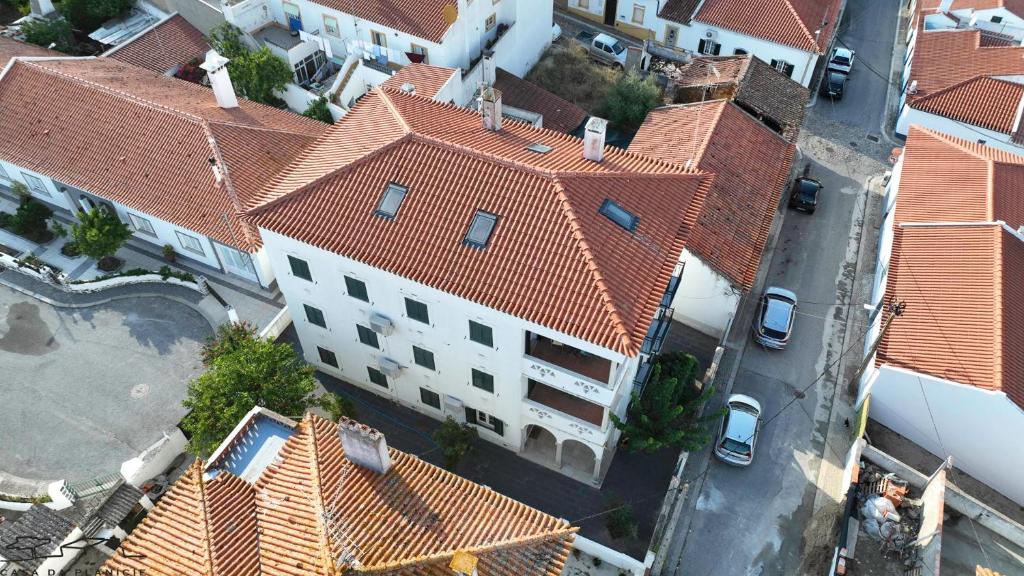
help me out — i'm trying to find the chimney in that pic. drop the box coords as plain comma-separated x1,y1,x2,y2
583,117,607,162
400,82,417,95
29,0,55,16
482,50,496,86
339,420,392,474
481,86,502,131
200,50,239,109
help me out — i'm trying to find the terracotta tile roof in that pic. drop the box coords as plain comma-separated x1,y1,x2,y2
0,36,58,68
0,57,326,251
103,415,576,576
494,68,588,133
381,63,459,100
629,100,795,290
908,28,1024,99
658,0,704,24
104,14,210,74
912,75,1024,134
693,0,844,53
920,0,1021,11
0,505,76,572
316,0,456,44
253,87,710,356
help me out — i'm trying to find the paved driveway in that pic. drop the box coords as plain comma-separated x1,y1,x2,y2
0,286,211,484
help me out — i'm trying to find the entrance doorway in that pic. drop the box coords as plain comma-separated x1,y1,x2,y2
604,0,618,26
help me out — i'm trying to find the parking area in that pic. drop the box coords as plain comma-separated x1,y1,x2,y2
0,285,211,485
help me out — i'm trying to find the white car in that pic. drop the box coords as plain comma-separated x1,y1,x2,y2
828,47,855,74
714,394,763,466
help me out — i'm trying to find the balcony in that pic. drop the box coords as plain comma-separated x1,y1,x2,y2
526,333,611,383
527,380,604,427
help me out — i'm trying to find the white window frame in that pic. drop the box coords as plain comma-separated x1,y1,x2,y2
323,14,339,37
578,0,590,9
485,13,496,31
631,4,645,25
175,231,205,255
698,39,721,55
22,173,49,197
128,213,156,236
476,410,499,430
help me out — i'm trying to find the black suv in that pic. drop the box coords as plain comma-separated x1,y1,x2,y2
821,71,847,99
789,177,821,213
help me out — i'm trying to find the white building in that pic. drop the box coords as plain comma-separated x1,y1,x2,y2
565,0,844,86
859,125,1024,506
250,86,710,484
0,51,326,287
222,0,552,109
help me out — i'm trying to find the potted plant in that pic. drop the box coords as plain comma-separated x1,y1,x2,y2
163,244,177,263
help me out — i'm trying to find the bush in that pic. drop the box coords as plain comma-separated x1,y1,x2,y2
71,207,132,261
207,22,247,60
526,43,619,113
201,321,259,366
432,417,477,470
60,0,134,33
60,241,80,257
51,221,67,238
163,244,177,262
302,97,334,124
599,71,662,132
606,502,637,540
206,24,292,106
0,212,11,229
314,392,358,422
21,17,74,53
9,181,29,201
9,199,53,243
174,58,205,84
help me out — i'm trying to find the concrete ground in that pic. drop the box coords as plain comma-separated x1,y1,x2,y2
0,285,211,485
659,0,902,574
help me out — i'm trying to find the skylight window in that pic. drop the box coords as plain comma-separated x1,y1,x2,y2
464,210,498,249
599,198,639,232
375,183,408,220
526,143,553,154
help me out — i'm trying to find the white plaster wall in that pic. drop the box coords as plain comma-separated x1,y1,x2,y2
615,0,661,31
0,159,75,212
864,365,1024,506
957,7,1024,40
670,249,741,338
896,108,1024,155
110,200,224,270
259,228,630,453
120,428,188,487
677,23,819,86
33,527,85,575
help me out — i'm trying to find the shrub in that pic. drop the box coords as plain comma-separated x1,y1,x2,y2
70,207,132,262
314,392,358,422
174,58,205,84
0,212,11,229
9,181,29,201
60,0,134,33
606,503,636,540
207,22,247,60
302,97,334,124
526,43,619,113
60,241,80,257
599,71,662,132
51,221,67,238
432,417,477,470
21,17,74,53
9,199,53,243
163,244,177,262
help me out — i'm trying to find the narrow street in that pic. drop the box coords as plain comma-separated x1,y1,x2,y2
660,0,902,574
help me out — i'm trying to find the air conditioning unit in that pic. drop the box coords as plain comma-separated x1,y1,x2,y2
378,357,402,377
704,29,718,40
369,312,394,336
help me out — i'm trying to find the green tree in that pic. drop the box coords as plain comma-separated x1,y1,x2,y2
599,71,662,131
70,207,132,262
20,17,74,52
432,417,477,470
313,392,358,422
182,336,318,456
201,321,259,366
230,47,293,105
60,0,134,32
605,502,637,539
611,353,716,453
206,22,248,60
9,198,53,242
302,97,334,124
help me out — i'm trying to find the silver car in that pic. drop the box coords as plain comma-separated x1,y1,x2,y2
714,394,762,466
752,287,797,349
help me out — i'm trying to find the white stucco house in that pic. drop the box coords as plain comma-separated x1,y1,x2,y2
221,0,552,109
249,85,711,484
859,125,1024,506
0,47,326,287
897,3,1024,153
565,0,844,86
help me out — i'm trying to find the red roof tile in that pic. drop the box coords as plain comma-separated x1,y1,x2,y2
694,0,844,53
493,68,589,133
104,14,209,74
103,415,576,576
0,58,326,251
317,0,457,44
911,76,1024,133
908,28,1024,98
0,36,58,68
629,100,795,290
659,0,704,23
253,87,710,355
381,63,459,100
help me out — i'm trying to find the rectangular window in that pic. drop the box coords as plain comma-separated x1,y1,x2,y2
127,213,156,236
599,198,639,232
323,15,339,36
471,369,494,393
357,324,379,348
405,297,429,324
375,182,408,219
304,304,326,328
371,30,387,47
367,366,388,387
420,387,441,409
289,255,312,281
771,59,795,77
176,231,205,255
464,210,498,249
698,39,721,55
22,173,48,196
469,320,493,347
578,0,590,9
486,14,496,31
413,346,435,370
344,275,368,301
664,25,679,47
317,346,338,368
631,4,645,24
992,15,1004,23
475,409,504,435
410,43,429,64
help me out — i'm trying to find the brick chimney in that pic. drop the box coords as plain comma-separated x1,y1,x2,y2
583,117,607,162
200,50,239,109
339,420,392,474
481,86,502,131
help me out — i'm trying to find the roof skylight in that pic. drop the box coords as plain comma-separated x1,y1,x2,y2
464,210,498,249
375,183,408,220
526,143,554,154
599,199,639,232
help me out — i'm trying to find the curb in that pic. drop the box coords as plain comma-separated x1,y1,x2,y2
879,2,912,146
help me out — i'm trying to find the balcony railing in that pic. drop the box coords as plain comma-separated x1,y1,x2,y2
523,355,616,406
641,306,674,356
522,398,606,443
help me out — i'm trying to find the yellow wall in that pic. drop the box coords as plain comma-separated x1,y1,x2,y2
566,6,605,24
614,19,655,41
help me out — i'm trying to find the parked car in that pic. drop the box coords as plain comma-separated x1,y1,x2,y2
821,70,847,100
552,23,562,43
828,47,855,74
789,176,822,213
576,31,627,69
752,287,798,349
714,394,763,466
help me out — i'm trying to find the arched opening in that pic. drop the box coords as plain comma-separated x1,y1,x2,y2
561,439,598,478
521,424,558,465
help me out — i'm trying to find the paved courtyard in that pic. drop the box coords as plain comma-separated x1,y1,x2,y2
0,285,211,485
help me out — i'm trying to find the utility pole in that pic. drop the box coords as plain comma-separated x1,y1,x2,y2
849,299,906,395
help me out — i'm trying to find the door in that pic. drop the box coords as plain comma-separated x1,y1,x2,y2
215,243,258,283
604,0,618,25
283,2,302,32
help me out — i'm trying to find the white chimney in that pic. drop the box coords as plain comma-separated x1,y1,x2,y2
482,50,496,86
937,0,953,13
200,50,239,109
339,419,392,474
481,86,502,131
29,0,55,16
400,82,417,95
583,117,607,162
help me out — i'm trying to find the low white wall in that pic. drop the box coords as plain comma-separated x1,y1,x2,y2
573,536,645,576
259,305,292,340
670,249,740,339
120,428,188,487
896,108,1023,155
865,364,1024,505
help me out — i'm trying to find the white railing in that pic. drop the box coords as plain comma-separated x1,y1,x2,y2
522,398,606,442
522,355,616,405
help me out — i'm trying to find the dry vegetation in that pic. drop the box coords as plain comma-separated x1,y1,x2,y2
526,43,621,114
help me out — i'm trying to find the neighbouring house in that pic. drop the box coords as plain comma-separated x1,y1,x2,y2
897,7,1024,152
493,67,589,133
859,125,1024,506
629,99,796,338
912,0,1024,41
146,0,228,34
248,86,710,484
221,0,552,112
565,0,844,86
0,36,59,66
664,54,809,142
0,54,327,287
101,408,577,575
104,13,210,75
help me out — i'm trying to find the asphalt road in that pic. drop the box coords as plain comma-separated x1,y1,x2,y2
662,0,902,574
